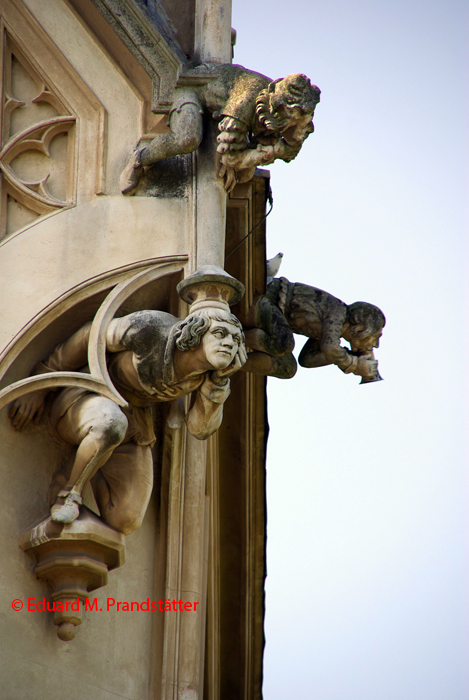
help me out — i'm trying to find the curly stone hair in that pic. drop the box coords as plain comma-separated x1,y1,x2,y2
347,302,386,336
174,309,245,351
256,73,321,134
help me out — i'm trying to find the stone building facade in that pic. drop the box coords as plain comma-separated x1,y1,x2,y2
0,2,268,698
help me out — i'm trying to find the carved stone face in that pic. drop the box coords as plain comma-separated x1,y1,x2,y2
201,319,243,370
279,107,314,145
349,329,383,354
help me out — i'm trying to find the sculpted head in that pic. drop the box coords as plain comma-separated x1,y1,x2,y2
174,308,245,370
343,302,386,353
256,73,321,145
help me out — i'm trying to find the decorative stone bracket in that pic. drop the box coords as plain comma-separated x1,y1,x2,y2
20,507,124,641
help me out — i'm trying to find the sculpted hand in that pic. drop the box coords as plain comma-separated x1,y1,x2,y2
218,160,238,193
272,139,301,162
354,355,378,380
9,390,48,431
217,117,247,154
218,145,274,192
211,344,248,385
218,150,250,192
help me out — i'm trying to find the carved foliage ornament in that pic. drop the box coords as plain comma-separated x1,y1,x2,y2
0,29,75,239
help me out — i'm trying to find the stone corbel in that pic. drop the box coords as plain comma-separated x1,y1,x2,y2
177,264,245,311
19,507,124,641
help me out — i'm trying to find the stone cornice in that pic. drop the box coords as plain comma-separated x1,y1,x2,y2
73,0,189,112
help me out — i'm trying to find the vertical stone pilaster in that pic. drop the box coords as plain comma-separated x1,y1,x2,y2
193,0,232,269
161,426,209,700
194,0,232,65
194,118,228,269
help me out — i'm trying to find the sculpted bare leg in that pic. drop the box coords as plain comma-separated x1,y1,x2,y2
120,97,203,195
52,395,128,524
241,351,297,378
237,294,297,378
91,443,153,535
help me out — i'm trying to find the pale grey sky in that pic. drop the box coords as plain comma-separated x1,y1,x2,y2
232,1,468,698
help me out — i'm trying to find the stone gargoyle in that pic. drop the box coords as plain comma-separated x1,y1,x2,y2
7,267,246,535
120,63,321,194
241,277,385,383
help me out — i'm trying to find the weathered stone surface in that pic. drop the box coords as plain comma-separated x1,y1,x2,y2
3,266,246,542
120,63,321,195
20,507,125,640
242,277,385,382
137,153,192,198
0,0,268,695
71,0,186,111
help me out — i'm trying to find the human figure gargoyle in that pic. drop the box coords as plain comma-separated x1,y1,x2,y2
241,277,385,381
120,64,320,195
9,272,246,534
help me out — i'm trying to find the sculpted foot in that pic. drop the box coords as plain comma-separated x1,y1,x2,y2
51,490,83,524
120,150,143,195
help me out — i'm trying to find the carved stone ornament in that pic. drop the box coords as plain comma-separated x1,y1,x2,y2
242,276,385,383
19,507,124,641
177,264,245,311
0,265,246,640
0,30,75,239
120,63,321,195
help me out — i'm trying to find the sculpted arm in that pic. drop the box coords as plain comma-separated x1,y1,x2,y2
21,316,132,372
319,305,358,374
28,316,133,371
220,137,301,168
185,342,247,440
319,304,382,379
43,322,92,371
105,316,134,352
185,376,231,440
216,116,257,191
9,317,134,430
8,322,93,430
218,137,303,191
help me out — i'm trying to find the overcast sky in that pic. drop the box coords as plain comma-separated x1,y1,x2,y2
232,1,468,698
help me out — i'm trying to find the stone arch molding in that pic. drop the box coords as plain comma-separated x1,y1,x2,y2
0,0,106,239
0,260,186,412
